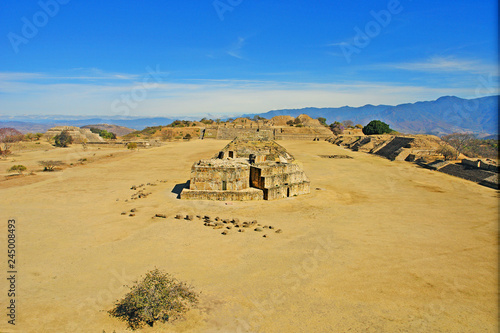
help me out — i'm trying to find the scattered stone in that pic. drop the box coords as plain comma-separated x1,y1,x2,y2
221,231,228,235
232,218,240,224
116,198,119,201
131,186,137,190
215,217,220,221
214,225,223,229
238,229,245,233
204,215,211,220
263,234,268,238
125,199,128,202
129,213,135,217
121,212,126,215
186,215,194,220
226,225,233,229
269,226,274,229
275,229,282,234
155,214,166,218
263,225,268,229
130,208,137,212
254,227,263,232
175,214,183,219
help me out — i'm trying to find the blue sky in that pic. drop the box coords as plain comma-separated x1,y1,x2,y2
0,0,498,118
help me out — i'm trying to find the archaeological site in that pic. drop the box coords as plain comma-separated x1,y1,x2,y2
181,138,310,200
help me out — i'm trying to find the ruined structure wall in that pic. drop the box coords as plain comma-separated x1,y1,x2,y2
262,171,307,188
257,163,303,177
264,181,310,200
216,128,274,140
189,165,250,191
202,126,332,141
181,188,263,201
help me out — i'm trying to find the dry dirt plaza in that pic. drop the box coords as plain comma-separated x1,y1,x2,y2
0,139,498,332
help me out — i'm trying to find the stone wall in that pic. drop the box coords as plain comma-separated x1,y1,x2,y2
264,181,311,200
216,128,274,140
201,126,332,141
189,162,250,191
181,188,263,201
250,162,310,200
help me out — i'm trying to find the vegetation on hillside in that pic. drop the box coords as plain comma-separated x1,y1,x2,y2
89,127,117,139
441,133,498,159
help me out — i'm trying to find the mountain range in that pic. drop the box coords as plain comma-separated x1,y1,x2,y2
245,95,498,136
0,95,498,136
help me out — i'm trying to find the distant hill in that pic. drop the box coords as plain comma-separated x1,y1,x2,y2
81,124,135,137
0,117,175,133
247,95,499,136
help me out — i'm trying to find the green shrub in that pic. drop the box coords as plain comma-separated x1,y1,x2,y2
89,128,117,139
108,268,198,330
127,142,138,150
54,130,73,147
362,120,393,135
8,165,27,174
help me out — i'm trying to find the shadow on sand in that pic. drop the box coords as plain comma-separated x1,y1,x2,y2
171,181,190,199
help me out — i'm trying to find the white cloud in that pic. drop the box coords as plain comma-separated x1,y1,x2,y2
226,37,247,60
386,56,499,75
2,70,494,118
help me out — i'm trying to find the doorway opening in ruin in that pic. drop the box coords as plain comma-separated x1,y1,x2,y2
287,187,290,197
222,181,227,191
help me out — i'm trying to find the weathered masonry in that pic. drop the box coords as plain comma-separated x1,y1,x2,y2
181,138,310,201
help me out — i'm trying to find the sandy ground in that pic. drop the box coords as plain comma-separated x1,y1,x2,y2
0,140,497,332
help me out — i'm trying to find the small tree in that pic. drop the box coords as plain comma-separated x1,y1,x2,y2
437,144,456,161
39,160,64,171
127,142,138,150
108,268,198,330
8,165,27,174
342,120,354,128
441,133,475,159
183,133,192,140
54,130,73,147
329,121,344,135
0,128,23,151
317,117,327,126
362,120,393,135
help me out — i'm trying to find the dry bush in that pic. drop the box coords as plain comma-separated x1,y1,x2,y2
108,268,198,330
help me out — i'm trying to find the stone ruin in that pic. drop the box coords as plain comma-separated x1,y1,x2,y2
44,126,103,143
180,138,311,201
